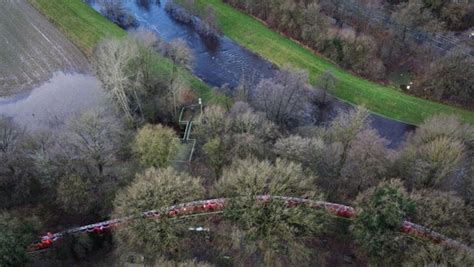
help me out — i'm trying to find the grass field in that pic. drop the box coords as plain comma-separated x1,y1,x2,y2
195,0,474,125
28,0,228,105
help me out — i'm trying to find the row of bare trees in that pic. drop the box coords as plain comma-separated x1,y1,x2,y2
221,0,473,107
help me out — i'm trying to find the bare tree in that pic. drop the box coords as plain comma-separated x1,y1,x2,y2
407,136,465,189
28,131,61,190
274,135,326,172
301,2,329,49
196,5,219,39
341,35,386,80
419,52,474,107
411,114,474,148
392,0,444,32
305,107,373,201
195,105,227,141
197,103,278,178
0,116,24,177
340,129,393,199
130,30,167,96
130,29,163,50
324,107,370,150
253,65,314,127
165,38,194,71
94,38,140,120
228,102,278,142
61,110,124,176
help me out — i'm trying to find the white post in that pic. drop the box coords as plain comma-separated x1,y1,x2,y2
198,98,203,115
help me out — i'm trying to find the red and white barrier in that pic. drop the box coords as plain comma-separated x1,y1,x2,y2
31,196,473,254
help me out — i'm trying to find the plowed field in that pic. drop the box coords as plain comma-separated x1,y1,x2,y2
0,0,90,96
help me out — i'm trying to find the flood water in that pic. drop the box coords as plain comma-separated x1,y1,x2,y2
0,72,104,129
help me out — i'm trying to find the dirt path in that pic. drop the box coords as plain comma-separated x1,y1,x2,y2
0,0,90,96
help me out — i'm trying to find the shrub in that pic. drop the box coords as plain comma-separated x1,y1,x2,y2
419,52,474,107
133,124,180,168
0,213,41,266
56,173,94,215
113,167,204,259
215,158,327,266
352,180,415,265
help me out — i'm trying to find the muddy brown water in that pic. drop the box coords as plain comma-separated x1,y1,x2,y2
0,0,104,129
0,72,104,129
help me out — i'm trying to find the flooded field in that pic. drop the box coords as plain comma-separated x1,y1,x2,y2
0,0,90,96
0,0,105,129
0,72,104,129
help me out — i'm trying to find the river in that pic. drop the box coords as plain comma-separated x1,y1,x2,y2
89,0,415,147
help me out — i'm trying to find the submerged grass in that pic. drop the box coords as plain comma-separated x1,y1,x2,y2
194,0,474,125
28,0,228,105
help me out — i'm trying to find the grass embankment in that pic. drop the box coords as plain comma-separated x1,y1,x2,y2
28,0,228,105
196,0,474,125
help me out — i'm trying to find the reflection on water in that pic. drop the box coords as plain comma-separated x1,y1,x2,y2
87,0,415,147
0,72,104,129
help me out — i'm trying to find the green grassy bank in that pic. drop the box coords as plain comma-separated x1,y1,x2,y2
28,0,227,105
196,0,473,125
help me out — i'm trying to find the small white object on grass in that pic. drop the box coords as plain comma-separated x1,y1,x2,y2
188,226,210,232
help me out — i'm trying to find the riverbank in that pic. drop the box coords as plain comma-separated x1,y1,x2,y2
28,0,228,105
194,0,473,125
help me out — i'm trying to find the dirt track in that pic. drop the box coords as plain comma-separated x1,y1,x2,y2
0,0,90,96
